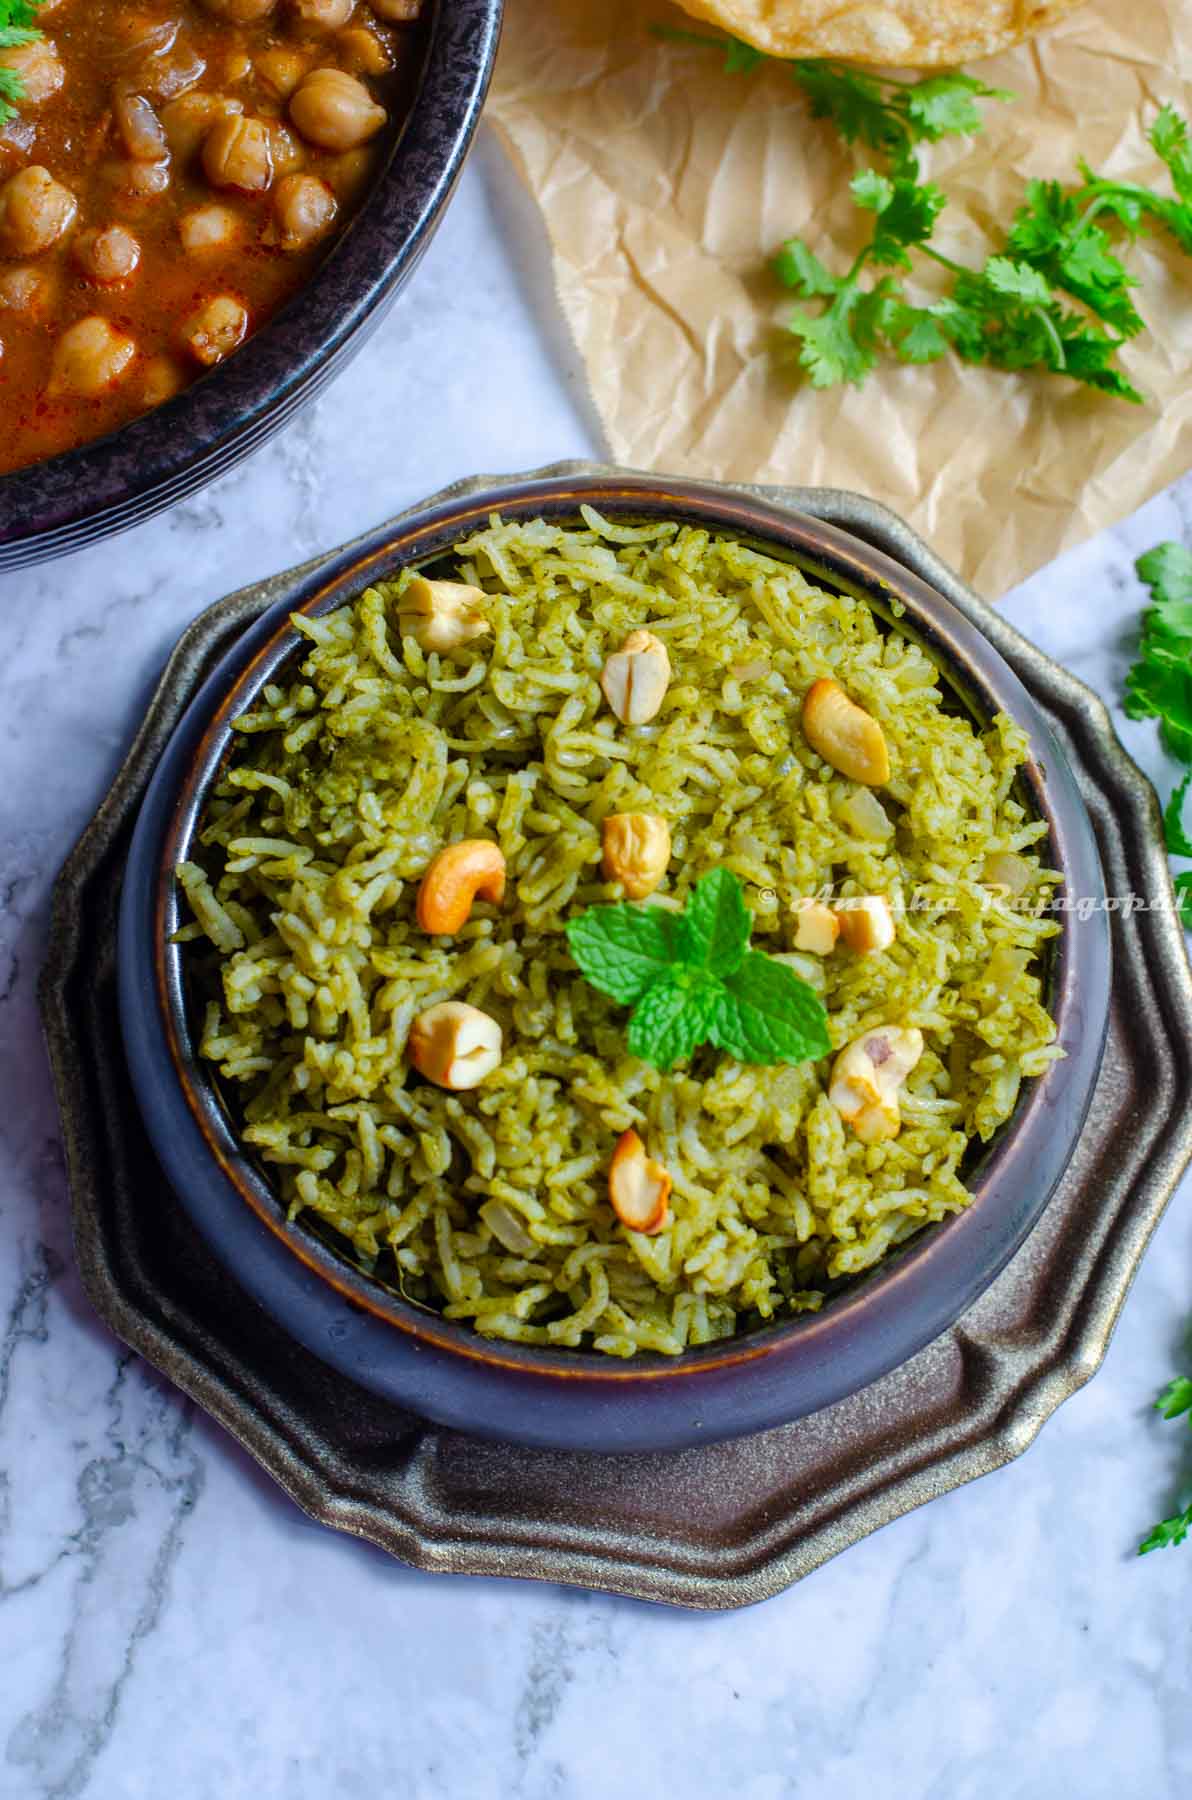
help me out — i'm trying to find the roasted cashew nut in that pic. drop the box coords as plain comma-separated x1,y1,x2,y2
398,575,491,653
416,840,507,936
608,1128,671,1234
408,1001,503,1091
600,629,671,725
601,812,671,900
829,1026,924,1143
802,677,891,786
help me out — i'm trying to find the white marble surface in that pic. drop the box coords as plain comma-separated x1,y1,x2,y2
3,127,1192,1799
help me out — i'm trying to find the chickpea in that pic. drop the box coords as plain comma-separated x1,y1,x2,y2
114,90,170,162
181,294,249,366
0,167,77,258
337,25,392,74
113,13,179,59
0,263,58,322
323,146,372,200
139,48,208,104
202,115,274,193
255,48,310,100
267,121,306,178
268,173,336,250
73,225,142,285
368,0,421,17
162,93,243,162
289,67,387,151
178,202,242,254
290,0,355,30
114,158,172,200
140,354,185,407
201,0,278,20
0,39,65,104
48,317,137,398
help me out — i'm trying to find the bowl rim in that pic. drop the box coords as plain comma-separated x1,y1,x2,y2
0,0,503,558
118,474,1111,1446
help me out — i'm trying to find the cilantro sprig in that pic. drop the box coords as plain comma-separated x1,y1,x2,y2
1139,1378,1192,1553
774,109,1192,401
1124,542,1192,928
657,28,1011,178
565,868,830,1072
661,26,1192,401
0,0,44,127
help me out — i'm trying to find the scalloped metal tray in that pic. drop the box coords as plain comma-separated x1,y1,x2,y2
38,466,1192,1609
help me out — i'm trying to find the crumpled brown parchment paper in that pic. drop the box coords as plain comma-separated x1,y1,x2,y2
487,0,1192,594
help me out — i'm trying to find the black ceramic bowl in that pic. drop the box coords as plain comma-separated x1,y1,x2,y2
0,0,502,572
117,472,1111,1453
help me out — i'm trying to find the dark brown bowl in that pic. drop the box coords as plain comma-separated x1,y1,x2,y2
0,0,502,571
117,472,1111,1453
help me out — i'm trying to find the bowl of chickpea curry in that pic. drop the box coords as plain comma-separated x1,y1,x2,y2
0,0,502,567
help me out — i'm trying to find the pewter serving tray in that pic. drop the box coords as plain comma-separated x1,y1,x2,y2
39,468,1192,1610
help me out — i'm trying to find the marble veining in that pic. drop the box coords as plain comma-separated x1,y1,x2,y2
1,129,1191,1798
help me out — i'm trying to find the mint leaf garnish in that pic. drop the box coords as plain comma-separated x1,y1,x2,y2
565,869,830,1072
627,970,720,1071
711,951,833,1065
683,867,752,976
564,903,682,1005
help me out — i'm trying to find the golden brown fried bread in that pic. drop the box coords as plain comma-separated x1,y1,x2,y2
671,0,1088,66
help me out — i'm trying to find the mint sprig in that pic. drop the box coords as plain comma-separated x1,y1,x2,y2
565,869,831,1072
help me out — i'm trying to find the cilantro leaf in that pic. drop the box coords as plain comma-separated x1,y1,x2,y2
1138,1375,1192,1552
883,302,951,364
787,287,878,388
1006,182,1144,337
564,903,681,1006
1125,542,1192,940
626,969,719,1071
1164,773,1192,859
853,172,946,267
1137,541,1192,605
1125,542,1192,761
1140,1509,1192,1554
657,31,1012,182
683,868,752,976
905,72,1015,141
789,62,921,174
790,61,1010,179
1150,103,1192,210
0,0,44,124
772,238,840,298
1157,1376,1192,1421
710,951,833,1066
